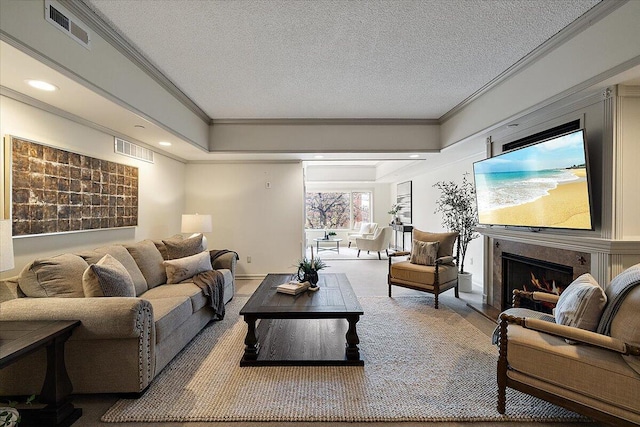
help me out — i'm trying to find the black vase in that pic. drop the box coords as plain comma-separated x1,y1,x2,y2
304,270,319,287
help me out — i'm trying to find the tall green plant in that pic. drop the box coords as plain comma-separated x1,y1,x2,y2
433,173,479,274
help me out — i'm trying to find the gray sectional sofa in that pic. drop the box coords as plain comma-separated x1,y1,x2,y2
0,234,236,396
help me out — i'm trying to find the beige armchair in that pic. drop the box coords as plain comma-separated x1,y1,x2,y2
348,222,378,248
387,229,459,309
497,264,640,426
355,226,393,260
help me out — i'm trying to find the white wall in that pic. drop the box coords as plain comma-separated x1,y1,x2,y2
184,162,305,277
210,121,439,154
0,96,186,279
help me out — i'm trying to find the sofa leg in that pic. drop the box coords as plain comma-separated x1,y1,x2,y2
377,252,381,260
357,250,361,257
455,284,459,298
434,292,439,309
348,242,351,248
119,385,150,399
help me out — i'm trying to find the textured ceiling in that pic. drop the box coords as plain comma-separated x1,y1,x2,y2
82,0,600,120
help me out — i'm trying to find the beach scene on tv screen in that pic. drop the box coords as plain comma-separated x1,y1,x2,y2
474,131,592,229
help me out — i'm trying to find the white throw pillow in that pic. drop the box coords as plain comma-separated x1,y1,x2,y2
163,251,212,284
358,223,371,234
555,273,607,332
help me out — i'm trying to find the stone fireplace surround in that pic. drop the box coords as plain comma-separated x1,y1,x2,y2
492,239,590,310
476,227,640,316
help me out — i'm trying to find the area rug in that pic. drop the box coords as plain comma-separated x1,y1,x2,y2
101,296,588,423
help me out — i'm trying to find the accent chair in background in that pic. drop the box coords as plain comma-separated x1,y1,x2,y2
348,222,378,248
355,226,393,260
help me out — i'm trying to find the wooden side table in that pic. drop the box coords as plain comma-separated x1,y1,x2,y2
0,320,82,427
391,224,413,251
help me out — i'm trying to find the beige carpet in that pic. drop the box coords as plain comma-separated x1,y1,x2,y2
101,296,587,423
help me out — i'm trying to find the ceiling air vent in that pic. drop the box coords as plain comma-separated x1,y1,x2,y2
115,138,155,163
45,0,91,49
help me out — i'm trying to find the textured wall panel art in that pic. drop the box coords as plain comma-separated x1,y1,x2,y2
5,136,138,236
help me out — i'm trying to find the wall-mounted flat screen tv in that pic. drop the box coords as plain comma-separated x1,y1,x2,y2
473,129,593,230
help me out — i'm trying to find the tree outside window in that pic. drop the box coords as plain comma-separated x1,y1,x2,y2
351,192,371,226
305,191,372,229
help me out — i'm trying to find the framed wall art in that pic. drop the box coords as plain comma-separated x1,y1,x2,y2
397,180,412,225
3,135,138,236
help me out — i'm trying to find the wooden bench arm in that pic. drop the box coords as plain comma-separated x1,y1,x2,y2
500,313,640,356
389,251,410,257
436,256,455,265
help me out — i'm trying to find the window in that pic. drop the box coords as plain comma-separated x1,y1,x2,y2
305,191,372,229
351,192,371,226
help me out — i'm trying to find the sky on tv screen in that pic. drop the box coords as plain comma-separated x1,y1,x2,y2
473,131,586,174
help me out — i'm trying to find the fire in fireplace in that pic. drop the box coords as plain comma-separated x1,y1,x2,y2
502,253,573,312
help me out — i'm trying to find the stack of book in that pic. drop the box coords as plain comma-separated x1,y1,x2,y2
276,280,310,295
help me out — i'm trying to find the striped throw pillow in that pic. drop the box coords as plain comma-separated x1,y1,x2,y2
409,240,439,266
555,273,607,332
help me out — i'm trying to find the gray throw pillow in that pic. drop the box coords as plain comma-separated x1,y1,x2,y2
555,273,607,333
18,253,88,298
82,254,136,297
163,233,203,260
153,234,184,260
163,251,212,284
77,245,148,296
409,240,439,266
125,240,167,288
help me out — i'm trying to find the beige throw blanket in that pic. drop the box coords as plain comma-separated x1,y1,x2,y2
191,270,226,319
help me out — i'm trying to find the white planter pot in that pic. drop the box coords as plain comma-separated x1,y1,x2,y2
0,407,19,427
458,272,473,293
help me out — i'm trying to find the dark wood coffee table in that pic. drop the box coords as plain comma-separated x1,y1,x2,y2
239,273,364,366
0,320,82,427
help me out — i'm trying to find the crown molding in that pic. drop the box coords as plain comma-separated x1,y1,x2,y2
211,118,439,126
65,0,210,123
439,0,627,123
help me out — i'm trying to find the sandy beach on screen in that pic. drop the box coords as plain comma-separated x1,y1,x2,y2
479,168,591,229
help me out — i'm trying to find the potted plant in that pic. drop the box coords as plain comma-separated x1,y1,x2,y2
433,173,479,292
388,203,402,224
0,406,19,427
1,396,34,427
296,256,327,288
327,231,337,239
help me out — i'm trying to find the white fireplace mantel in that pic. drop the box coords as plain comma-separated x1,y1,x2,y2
477,227,640,255
477,226,640,306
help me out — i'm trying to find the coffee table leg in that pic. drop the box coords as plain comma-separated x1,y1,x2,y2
345,315,360,361
33,330,82,426
243,316,260,362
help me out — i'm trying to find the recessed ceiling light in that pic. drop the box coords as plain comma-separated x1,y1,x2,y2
409,154,419,158
159,141,172,146
507,123,519,128
25,79,58,91
134,124,146,129
314,155,324,159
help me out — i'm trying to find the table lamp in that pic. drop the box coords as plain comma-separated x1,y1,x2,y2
181,214,212,249
1,219,15,272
